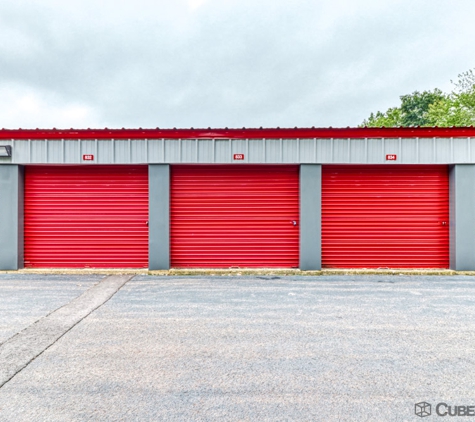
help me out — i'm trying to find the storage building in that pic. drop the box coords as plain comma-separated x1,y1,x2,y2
1,127,474,271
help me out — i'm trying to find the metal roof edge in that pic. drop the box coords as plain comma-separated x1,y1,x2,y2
0,126,474,140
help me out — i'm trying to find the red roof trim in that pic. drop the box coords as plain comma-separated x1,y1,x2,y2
1,127,475,139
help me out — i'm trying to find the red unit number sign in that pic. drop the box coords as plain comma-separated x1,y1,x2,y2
386,154,397,161
83,154,94,161
233,154,244,160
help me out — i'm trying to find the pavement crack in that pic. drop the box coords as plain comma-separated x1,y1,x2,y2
0,275,134,389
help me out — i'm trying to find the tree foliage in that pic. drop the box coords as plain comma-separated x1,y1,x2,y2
362,69,475,127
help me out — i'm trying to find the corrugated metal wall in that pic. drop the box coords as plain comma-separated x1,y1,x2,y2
170,165,300,268
5,137,475,164
321,165,449,269
24,165,148,268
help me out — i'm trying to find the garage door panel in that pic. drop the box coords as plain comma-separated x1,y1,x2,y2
322,165,449,269
171,165,299,268
24,165,148,268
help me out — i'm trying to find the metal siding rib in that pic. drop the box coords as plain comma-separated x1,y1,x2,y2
333,139,347,163
12,141,28,164
249,140,263,163
30,140,46,163
181,140,194,162
321,165,449,269
170,165,300,268
131,139,147,163
419,138,433,162
452,139,470,163
401,138,417,164
197,139,213,163
265,139,280,163
300,139,313,163
48,140,61,163
215,139,228,163
350,138,365,163
316,138,332,162
436,138,451,164
98,139,113,164
367,138,382,163
24,165,149,268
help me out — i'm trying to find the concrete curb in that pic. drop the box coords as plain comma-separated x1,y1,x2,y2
2,268,475,276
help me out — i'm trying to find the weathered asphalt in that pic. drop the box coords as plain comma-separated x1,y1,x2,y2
0,275,132,388
0,275,102,344
0,275,474,421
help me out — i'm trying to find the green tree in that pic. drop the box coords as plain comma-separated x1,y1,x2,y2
362,89,446,127
362,107,403,127
361,69,475,127
399,89,446,126
427,70,475,126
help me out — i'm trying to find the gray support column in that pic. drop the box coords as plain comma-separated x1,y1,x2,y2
0,165,24,270
149,164,170,270
450,164,475,270
300,164,321,270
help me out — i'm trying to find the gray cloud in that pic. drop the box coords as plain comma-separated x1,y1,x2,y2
0,0,474,128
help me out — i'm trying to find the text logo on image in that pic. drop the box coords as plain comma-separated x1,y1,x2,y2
415,402,431,418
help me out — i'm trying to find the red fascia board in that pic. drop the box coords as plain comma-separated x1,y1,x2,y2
1,127,475,140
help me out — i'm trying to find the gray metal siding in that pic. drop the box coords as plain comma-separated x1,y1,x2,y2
449,165,475,270
0,165,23,270
4,137,475,165
148,164,170,270
300,164,322,270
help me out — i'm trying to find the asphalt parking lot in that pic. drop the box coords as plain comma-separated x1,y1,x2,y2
0,275,102,345
0,274,474,421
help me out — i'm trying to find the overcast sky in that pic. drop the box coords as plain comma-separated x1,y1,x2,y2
0,0,474,129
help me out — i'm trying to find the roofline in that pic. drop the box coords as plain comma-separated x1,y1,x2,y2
1,127,475,140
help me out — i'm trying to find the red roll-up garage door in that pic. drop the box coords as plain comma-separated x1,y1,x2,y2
171,165,299,268
322,165,449,268
24,165,148,268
